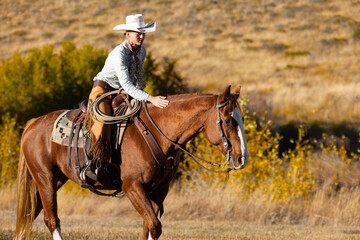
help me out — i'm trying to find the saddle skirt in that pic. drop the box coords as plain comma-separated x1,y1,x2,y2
51,110,86,148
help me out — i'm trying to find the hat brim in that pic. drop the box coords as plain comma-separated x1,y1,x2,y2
113,21,156,33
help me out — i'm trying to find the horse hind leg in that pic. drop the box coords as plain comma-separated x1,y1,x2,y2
37,176,68,240
34,183,62,239
34,178,68,219
16,153,67,240
26,165,68,240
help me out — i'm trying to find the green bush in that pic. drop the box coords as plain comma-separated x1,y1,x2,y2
144,52,188,96
0,40,107,124
0,41,187,126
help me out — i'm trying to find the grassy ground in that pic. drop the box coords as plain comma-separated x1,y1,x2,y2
1,0,360,124
1,209,360,240
1,180,359,240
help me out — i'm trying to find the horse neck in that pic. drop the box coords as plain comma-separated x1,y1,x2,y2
149,94,217,146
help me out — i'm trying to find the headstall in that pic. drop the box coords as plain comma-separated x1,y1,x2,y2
216,95,232,167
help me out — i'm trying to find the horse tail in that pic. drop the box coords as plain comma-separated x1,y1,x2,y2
15,118,38,240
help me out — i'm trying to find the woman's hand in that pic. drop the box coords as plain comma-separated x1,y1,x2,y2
147,95,169,108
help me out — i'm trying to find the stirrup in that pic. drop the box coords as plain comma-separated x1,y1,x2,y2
80,162,97,183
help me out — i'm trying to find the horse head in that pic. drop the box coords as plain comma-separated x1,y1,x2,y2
204,85,249,170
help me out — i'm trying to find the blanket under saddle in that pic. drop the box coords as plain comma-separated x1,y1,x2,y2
51,110,85,148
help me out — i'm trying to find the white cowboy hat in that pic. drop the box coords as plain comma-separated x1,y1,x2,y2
113,14,156,33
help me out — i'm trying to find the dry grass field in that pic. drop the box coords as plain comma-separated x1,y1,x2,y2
1,0,360,124
0,184,360,240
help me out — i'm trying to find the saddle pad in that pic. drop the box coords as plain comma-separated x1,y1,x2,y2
51,110,85,148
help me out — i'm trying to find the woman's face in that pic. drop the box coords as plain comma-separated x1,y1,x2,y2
127,31,146,48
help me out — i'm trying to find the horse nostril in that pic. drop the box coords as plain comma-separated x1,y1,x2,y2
237,155,247,169
238,156,243,166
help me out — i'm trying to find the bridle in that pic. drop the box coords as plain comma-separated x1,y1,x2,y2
216,95,232,168
144,94,241,173
216,95,245,170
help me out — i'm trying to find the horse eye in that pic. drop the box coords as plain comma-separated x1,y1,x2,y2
225,118,238,127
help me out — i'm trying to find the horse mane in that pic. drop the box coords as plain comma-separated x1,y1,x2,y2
166,92,214,101
155,93,216,111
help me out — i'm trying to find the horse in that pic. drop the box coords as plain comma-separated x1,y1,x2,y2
15,85,249,240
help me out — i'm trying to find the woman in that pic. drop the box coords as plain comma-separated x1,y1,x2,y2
85,14,168,171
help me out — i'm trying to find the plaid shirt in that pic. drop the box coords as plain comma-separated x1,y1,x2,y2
93,39,149,101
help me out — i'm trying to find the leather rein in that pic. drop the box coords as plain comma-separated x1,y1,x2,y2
144,95,236,173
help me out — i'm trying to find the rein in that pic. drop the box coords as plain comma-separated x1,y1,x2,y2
144,95,234,173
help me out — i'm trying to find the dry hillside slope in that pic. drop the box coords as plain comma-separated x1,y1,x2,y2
1,0,360,124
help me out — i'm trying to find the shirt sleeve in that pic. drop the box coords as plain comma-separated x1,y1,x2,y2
112,48,150,101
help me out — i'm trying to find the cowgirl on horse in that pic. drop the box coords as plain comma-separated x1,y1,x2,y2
15,14,249,240
85,14,169,175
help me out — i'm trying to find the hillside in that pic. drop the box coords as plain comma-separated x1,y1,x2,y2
1,0,360,124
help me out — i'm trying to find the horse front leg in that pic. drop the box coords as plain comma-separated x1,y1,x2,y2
143,201,164,240
141,183,171,239
125,182,162,240
143,201,161,240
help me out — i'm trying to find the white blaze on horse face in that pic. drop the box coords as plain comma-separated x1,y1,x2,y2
52,227,63,240
232,107,249,167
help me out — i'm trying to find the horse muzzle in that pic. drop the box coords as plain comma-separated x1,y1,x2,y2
229,154,248,170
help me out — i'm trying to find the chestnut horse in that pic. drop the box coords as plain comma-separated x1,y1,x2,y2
15,85,249,240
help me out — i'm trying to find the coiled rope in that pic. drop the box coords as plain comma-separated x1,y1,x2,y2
89,89,142,125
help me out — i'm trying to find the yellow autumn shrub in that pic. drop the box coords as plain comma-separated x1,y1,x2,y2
0,114,21,186
180,100,317,202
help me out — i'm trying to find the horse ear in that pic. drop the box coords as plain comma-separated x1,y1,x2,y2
234,85,241,99
219,85,231,103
